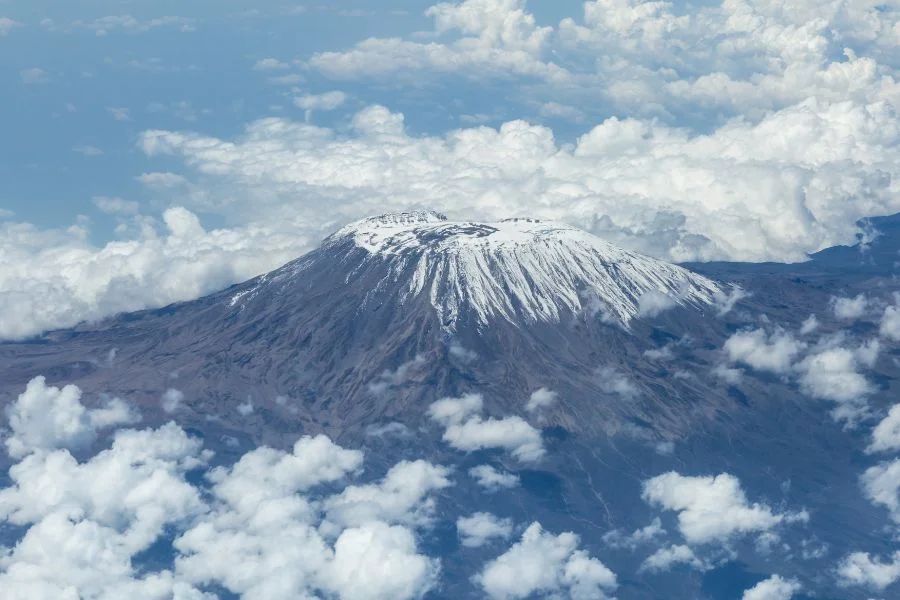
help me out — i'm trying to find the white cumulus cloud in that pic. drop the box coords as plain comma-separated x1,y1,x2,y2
429,394,545,462
5,376,138,458
742,575,802,600
475,522,617,600
837,551,900,591
642,472,804,545
457,512,514,547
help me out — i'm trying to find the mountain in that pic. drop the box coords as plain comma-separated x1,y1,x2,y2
1,212,898,599
0,211,730,442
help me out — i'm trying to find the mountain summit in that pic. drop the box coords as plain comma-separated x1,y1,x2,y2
251,211,721,331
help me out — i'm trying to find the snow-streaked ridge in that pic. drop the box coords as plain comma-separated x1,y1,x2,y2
324,212,721,329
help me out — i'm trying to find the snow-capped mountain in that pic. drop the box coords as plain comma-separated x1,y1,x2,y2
247,210,721,330
1,213,899,600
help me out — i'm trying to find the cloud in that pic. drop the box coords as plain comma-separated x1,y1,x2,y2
799,315,818,335
324,459,451,528
368,355,426,397
837,551,900,590
0,376,449,600
723,328,805,374
639,544,704,573
0,206,309,340
832,294,869,320
796,341,878,422
106,107,131,121
92,196,139,215
475,522,617,600
524,387,557,413
881,296,900,341
642,472,804,545
294,91,348,112
0,419,212,599
861,459,900,523
468,465,520,490
73,145,104,157
4,0,900,343
137,95,900,268
428,393,484,426
603,517,666,550
714,287,749,317
71,15,196,36
742,575,802,600
596,366,639,399
712,363,744,385
253,58,290,70
308,0,561,81
428,394,545,462
457,512,514,547
161,388,184,414
20,68,49,84
637,290,678,318
442,416,545,462
5,376,138,458
868,405,900,454
0,18,21,35
323,522,441,600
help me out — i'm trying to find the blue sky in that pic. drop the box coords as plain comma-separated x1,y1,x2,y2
1,0,899,337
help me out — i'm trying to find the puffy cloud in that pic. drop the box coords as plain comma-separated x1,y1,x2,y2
0,206,308,340
175,442,440,600
869,405,900,454
639,544,704,573
723,328,805,374
832,294,869,320
837,551,900,591
0,420,212,600
429,394,545,462
442,416,545,462
796,341,878,421
324,460,451,528
308,0,561,81
642,472,803,545
5,376,138,458
428,393,485,426
742,575,802,600
294,91,348,112
0,376,446,600
457,512,514,547
475,522,617,599
860,459,900,523
881,297,900,341
324,522,441,600
137,99,900,270
6,82,900,341
468,465,520,490
525,387,557,413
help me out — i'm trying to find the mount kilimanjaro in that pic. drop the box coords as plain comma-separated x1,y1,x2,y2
1,211,898,599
